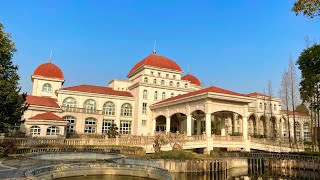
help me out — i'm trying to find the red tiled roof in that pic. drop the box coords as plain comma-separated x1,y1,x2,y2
246,92,268,97
155,86,248,105
129,54,182,75
26,95,60,108
181,74,201,86
61,84,133,97
33,62,64,79
29,112,65,121
280,110,309,116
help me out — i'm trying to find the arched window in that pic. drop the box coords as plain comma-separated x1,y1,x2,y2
62,97,77,108
274,104,277,111
85,117,97,133
295,122,301,141
121,103,132,117
162,92,166,100
42,83,52,92
154,91,158,100
46,126,60,135
84,99,96,110
143,90,148,99
103,101,115,116
264,103,267,110
171,93,174,98
30,126,40,135
144,77,148,83
177,82,180,87
259,102,263,110
169,81,173,86
153,79,157,84
185,83,188,88
161,80,165,85
304,123,311,141
64,116,76,133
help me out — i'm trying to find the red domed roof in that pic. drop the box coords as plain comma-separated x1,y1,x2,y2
129,54,182,75
33,62,64,79
181,74,201,86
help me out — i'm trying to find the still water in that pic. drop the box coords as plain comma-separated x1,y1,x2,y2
58,167,320,180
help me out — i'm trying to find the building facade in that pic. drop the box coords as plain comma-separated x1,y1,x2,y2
21,51,311,143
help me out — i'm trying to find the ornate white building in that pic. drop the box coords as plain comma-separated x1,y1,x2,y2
21,51,311,144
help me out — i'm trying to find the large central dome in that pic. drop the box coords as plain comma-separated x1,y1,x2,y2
129,54,182,75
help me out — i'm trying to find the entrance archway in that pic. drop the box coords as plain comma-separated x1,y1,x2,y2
170,113,187,133
191,110,205,135
155,115,166,132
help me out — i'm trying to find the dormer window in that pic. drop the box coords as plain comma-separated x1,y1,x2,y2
42,83,52,92
185,83,188,88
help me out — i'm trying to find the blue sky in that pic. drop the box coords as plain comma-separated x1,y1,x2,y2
1,0,319,96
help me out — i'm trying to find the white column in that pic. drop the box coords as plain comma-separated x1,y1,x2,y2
221,118,226,136
187,115,192,136
197,120,201,135
205,113,212,138
166,117,170,133
151,119,156,135
242,116,248,140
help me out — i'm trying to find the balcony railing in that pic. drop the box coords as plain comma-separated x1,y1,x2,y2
62,106,103,115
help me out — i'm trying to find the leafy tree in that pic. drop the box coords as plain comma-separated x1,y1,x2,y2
0,23,28,133
292,0,320,18
296,103,310,114
297,44,320,151
107,123,119,138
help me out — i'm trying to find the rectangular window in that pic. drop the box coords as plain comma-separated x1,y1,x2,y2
120,120,132,134
67,125,75,133
166,74,169,78
84,126,96,134
142,103,147,114
142,120,147,126
151,71,154,76
173,75,176,79
102,119,114,134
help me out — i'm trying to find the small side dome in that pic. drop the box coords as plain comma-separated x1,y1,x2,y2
181,74,201,86
33,62,64,79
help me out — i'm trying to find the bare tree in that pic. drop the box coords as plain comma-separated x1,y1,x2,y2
267,80,275,139
288,55,301,143
279,70,291,143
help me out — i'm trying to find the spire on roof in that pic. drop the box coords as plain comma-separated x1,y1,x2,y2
152,40,157,54
49,49,53,63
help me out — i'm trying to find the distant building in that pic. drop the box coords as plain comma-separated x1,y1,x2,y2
21,52,311,143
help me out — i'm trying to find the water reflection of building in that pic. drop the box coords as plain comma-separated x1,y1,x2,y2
21,51,312,151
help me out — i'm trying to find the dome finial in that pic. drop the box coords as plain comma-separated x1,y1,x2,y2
49,49,53,63
152,40,157,54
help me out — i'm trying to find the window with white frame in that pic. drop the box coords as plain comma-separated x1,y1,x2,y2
121,103,132,117
274,104,277,111
151,71,154,76
143,90,148,99
84,99,96,111
259,102,263,110
169,81,173,86
142,120,147,126
158,72,161,77
144,77,148,83
103,101,115,116
185,83,188,88
142,103,147,114
304,123,311,141
161,80,165,85
177,82,180,87
264,103,267,110
102,119,114,134
30,126,41,135
154,91,158,100
162,92,166,100
64,116,76,133
120,120,132,134
173,75,176,79
171,93,174,98
85,118,97,134
42,83,52,92
153,79,157,84
63,97,77,108
166,74,169,78
46,126,60,135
